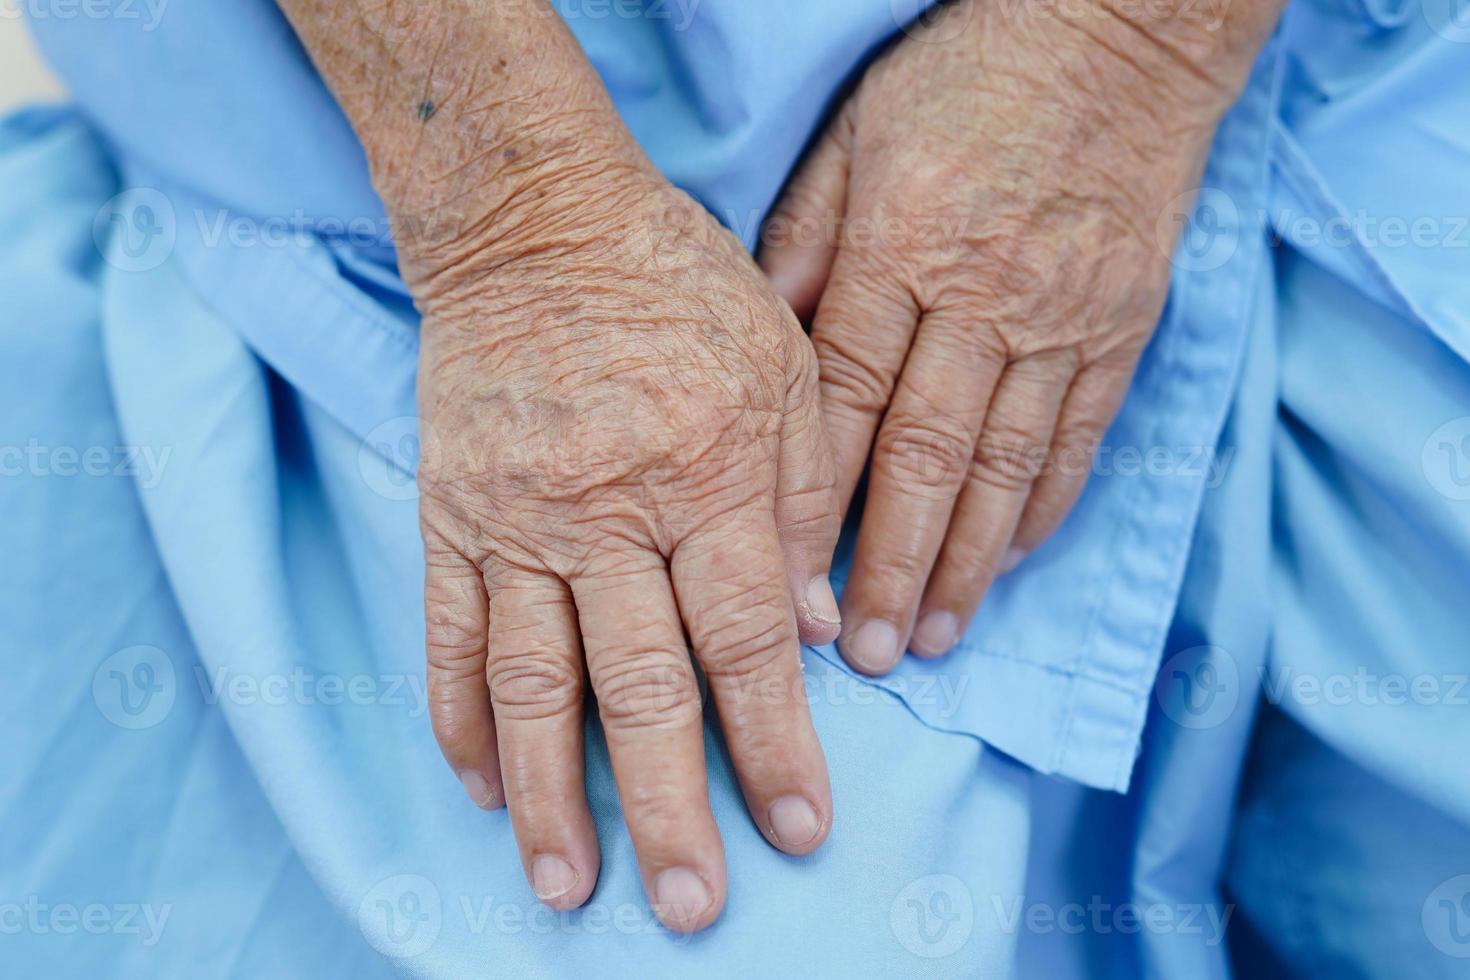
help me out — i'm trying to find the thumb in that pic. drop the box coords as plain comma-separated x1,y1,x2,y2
759,108,854,322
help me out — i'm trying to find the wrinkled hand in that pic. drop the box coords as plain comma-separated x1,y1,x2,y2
276,0,846,937
760,0,1277,673
414,170,841,932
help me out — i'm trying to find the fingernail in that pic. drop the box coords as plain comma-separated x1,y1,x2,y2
768,795,822,849
912,611,958,655
842,619,900,674
653,868,712,930
531,854,580,902
1001,547,1028,574
803,575,841,625
459,770,500,809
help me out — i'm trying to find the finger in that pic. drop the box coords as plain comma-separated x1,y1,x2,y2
483,557,599,911
835,313,1005,675
911,352,1073,657
672,509,833,857
777,330,843,645
758,107,854,321
1011,359,1135,553
572,551,726,934
422,533,503,810
810,246,923,517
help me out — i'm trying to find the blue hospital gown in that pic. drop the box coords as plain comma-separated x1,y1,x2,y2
2,0,1469,976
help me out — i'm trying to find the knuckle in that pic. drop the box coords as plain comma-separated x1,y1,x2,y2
426,618,484,667
787,330,822,392
425,597,485,669
873,415,973,497
593,652,703,732
866,544,931,587
975,233,1052,305
777,484,840,542
771,180,834,241
719,716,794,771
972,425,1048,493
624,783,704,841
814,335,896,417
486,652,582,720
452,380,781,506
1052,415,1107,460
935,534,1002,592
696,612,790,682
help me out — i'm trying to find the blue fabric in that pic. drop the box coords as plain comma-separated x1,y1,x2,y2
23,0,1269,796
4,0,1469,976
1,109,1034,979
1015,8,1470,976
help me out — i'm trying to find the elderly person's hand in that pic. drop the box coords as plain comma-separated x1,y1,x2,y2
279,0,840,933
760,0,1282,673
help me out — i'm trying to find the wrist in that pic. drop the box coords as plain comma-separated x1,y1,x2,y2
277,0,655,299
403,154,661,321
1056,0,1285,115
357,18,658,310
348,12,644,281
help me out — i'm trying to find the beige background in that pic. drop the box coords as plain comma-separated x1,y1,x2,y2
1,17,66,111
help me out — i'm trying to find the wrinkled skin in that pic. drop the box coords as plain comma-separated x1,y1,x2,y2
284,0,1284,936
414,171,842,933
760,0,1277,674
